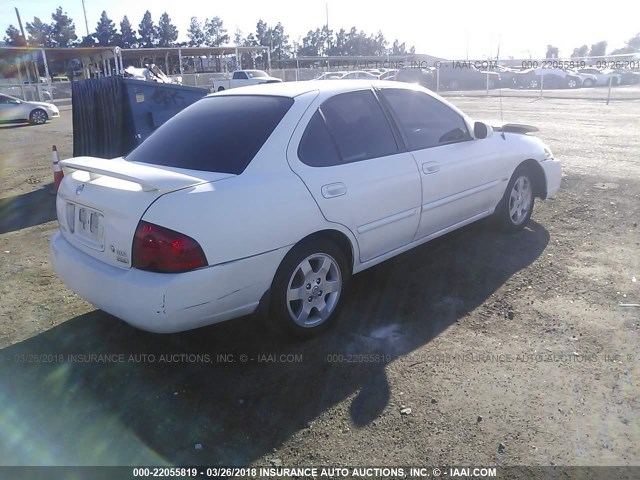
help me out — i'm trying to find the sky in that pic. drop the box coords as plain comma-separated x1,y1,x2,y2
2,0,640,60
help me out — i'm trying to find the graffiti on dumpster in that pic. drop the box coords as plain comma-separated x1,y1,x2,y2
151,88,185,106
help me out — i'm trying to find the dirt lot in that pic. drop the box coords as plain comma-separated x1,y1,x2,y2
0,90,639,472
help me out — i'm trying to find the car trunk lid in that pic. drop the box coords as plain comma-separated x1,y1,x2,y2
56,156,234,269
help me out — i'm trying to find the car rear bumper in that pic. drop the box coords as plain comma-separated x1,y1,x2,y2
541,158,562,198
50,231,286,333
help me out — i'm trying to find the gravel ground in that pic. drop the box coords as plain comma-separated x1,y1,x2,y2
0,90,639,471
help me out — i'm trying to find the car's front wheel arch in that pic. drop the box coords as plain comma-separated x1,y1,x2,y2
494,161,542,232
516,159,547,200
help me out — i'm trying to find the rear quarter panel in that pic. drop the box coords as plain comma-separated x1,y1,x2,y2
141,90,353,268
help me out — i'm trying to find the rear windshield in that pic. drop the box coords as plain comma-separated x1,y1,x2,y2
126,95,294,174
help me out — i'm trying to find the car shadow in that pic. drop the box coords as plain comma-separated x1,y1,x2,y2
0,186,57,234
0,220,549,466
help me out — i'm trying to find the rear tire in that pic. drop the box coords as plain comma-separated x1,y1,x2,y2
217,86,225,92
494,166,535,233
29,108,48,125
269,239,349,339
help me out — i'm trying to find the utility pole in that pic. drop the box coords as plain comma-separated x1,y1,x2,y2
325,3,329,58
15,7,26,39
82,0,90,36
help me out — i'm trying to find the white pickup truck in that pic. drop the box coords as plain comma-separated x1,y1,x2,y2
210,70,282,92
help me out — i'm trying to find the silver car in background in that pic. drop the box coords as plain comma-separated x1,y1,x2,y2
0,93,60,125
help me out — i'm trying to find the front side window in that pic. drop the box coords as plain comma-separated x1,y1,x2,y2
380,89,471,151
0,95,18,105
126,95,293,174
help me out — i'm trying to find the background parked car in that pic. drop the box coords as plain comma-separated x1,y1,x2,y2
394,67,436,89
437,62,500,90
494,65,519,87
615,68,640,85
315,72,347,80
512,68,582,89
211,70,282,91
376,69,399,80
577,68,622,86
0,93,60,125
569,69,598,87
339,71,378,80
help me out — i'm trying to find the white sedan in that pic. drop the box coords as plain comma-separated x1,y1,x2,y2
50,81,561,338
0,93,60,125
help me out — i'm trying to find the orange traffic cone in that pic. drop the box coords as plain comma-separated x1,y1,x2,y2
50,145,63,195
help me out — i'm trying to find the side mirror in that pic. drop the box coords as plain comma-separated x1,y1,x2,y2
474,121,493,139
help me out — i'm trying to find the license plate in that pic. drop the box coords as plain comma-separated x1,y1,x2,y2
67,203,105,251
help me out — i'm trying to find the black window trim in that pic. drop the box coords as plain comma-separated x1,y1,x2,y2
376,87,473,152
316,107,343,162
370,87,407,152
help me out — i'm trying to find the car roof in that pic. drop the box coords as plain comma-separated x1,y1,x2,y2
206,79,421,98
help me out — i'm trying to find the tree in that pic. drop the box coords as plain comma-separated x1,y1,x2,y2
51,7,77,47
391,39,408,55
156,12,178,47
26,17,54,47
271,22,291,61
138,10,157,48
119,16,137,48
545,45,559,59
4,25,26,46
95,11,117,46
298,26,333,57
187,17,206,46
327,28,348,56
78,34,96,47
571,45,589,58
205,16,229,46
590,41,607,57
628,33,640,51
298,28,323,57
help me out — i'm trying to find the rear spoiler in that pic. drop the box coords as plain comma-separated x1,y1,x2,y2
60,157,209,192
493,123,539,134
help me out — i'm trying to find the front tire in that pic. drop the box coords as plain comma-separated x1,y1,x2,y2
494,167,535,232
269,239,349,339
29,108,48,125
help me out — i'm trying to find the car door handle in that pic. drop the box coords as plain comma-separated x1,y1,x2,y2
422,162,440,174
321,183,347,198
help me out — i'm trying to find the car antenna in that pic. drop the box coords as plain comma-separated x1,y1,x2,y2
496,39,506,139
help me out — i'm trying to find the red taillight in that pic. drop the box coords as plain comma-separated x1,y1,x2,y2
132,221,208,273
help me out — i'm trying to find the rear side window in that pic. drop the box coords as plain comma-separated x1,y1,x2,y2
321,90,398,164
126,95,293,174
298,111,341,167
